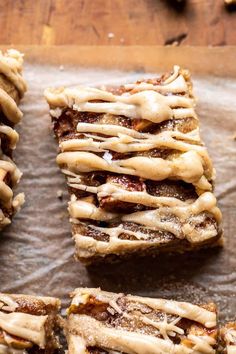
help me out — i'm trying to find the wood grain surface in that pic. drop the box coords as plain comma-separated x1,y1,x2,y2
0,0,236,46
1,45,235,77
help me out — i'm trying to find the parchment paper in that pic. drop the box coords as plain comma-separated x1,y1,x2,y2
0,59,236,327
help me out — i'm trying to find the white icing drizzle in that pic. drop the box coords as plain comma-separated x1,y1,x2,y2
0,89,23,124
0,50,27,98
0,344,27,354
0,49,26,228
73,232,176,259
0,312,47,347
1,332,31,353
50,107,62,118
0,159,22,185
0,126,19,149
67,335,87,354
68,314,215,354
0,294,60,351
104,295,185,341
64,129,197,148
224,328,236,345
228,346,236,354
0,295,18,312
0,49,26,123
68,289,217,354
62,121,213,185
122,199,218,235
59,131,204,154
140,314,183,341
72,288,216,328
45,66,221,257
124,66,189,94
0,159,22,206
45,66,194,122
58,150,210,188
74,220,218,258
222,326,236,354
75,122,199,140
124,74,188,95
45,84,196,124
187,335,216,353
60,126,212,178
69,191,220,253
0,180,14,203
67,180,221,222
68,174,220,257
127,296,216,328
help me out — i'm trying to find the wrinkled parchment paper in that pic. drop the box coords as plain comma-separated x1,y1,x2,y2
0,62,236,327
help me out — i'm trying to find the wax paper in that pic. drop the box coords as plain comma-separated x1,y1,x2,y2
0,61,236,329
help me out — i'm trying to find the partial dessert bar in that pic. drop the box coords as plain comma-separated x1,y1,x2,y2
0,49,27,229
45,66,222,264
0,293,61,353
65,287,218,354
220,322,236,353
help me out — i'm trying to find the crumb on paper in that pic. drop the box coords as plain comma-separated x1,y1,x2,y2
165,32,188,46
120,38,125,44
108,32,115,39
57,190,63,199
59,65,64,71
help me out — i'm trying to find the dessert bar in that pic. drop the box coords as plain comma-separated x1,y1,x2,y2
0,293,61,353
220,322,236,353
45,66,222,263
0,49,27,229
66,287,218,353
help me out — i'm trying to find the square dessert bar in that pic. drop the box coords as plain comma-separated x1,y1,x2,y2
0,293,61,353
65,288,218,354
45,66,223,264
0,49,27,229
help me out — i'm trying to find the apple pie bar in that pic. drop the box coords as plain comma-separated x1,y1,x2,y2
45,66,222,264
0,293,61,353
65,287,218,354
0,49,27,229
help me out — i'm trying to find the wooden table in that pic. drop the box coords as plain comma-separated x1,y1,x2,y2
0,0,236,46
